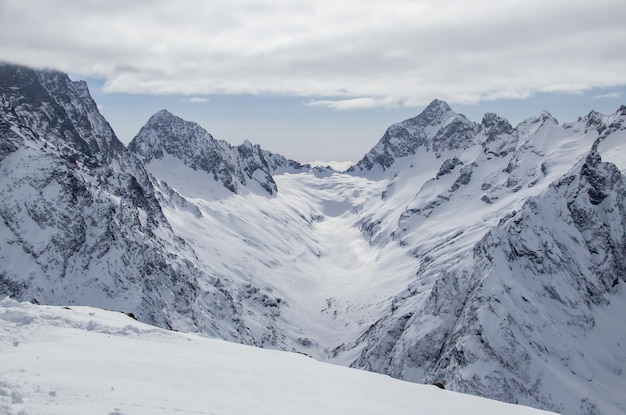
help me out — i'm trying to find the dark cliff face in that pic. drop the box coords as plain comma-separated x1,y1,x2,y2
0,64,125,164
0,64,173,308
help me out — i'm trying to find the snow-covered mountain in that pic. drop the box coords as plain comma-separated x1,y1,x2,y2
0,63,287,344
347,99,478,175
2,63,626,415
128,109,335,199
129,109,278,198
339,100,626,414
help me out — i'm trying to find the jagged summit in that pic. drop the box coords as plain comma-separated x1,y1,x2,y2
481,112,513,132
144,108,179,127
348,99,476,174
129,109,216,160
532,110,559,125
129,109,278,196
347,100,601,176
416,98,453,123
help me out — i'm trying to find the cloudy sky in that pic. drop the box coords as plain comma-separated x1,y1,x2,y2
1,0,625,162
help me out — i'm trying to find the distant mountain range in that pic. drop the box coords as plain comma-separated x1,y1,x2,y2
1,62,625,415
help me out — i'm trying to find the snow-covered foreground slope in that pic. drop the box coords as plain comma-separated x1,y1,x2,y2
0,298,556,415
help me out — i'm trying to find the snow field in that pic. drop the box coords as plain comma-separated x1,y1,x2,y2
0,298,557,415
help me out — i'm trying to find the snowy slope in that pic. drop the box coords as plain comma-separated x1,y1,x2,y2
334,102,626,414
0,298,557,415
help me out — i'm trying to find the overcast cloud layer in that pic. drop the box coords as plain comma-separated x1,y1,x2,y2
2,0,625,110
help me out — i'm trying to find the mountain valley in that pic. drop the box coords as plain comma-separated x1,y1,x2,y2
2,63,626,415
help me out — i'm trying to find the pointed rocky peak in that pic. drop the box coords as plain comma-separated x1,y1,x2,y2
130,111,278,196
481,112,514,135
419,99,453,123
349,100,477,175
151,109,210,139
583,110,606,129
529,110,559,126
516,110,560,138
129,109,216,163
143,109,197,133
147,109,176,124
240,139,254,148
479,112,516,157
397,99,457,133
399,99,476,153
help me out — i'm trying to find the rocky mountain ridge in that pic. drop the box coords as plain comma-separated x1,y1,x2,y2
130,109,278,196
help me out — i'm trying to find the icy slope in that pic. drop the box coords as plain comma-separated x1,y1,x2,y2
0,298,557,415
154,170,419,356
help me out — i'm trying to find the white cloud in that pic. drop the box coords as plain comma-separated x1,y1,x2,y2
1,0,625,108
591,92,621,100
307,97,396,110
188,97,210,104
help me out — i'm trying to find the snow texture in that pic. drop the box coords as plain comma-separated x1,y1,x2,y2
0,298,557,415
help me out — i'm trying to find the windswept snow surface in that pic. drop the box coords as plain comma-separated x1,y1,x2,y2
0,298,557,415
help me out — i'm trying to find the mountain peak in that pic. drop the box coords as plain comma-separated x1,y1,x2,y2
146,109,180,125
129,111,278,196
425,98,452,113
0,62,125,162
153,108,173,118
538,110,558,124
414,99,454,126
348,99,475,174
